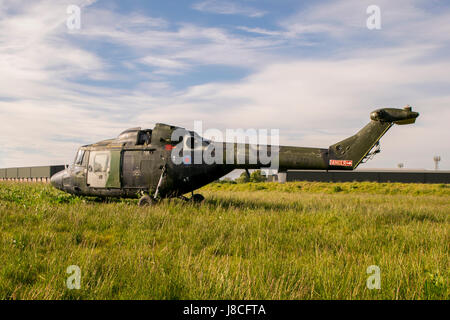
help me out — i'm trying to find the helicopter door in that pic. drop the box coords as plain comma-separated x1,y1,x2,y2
122,151,149,188
87,150,121,188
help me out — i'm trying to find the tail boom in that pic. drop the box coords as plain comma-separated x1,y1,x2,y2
217,106,418,172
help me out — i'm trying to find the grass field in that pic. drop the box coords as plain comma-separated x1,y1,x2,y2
0,181,448,300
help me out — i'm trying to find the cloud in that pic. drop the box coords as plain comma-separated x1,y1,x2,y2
73,10,282,73
0,0,449,171
167,52,450,170
280,0,450,45
192,0,266,17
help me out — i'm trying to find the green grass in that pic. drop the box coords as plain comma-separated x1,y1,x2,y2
0,181,448,300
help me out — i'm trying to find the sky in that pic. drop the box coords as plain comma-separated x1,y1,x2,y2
0,0,449,171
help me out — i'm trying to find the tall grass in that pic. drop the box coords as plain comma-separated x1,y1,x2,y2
0,181,448,300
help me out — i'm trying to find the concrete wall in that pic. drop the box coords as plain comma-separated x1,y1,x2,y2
0,165,66,182
286,170,450,184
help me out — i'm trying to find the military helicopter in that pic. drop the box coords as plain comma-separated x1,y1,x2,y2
51,106,419,206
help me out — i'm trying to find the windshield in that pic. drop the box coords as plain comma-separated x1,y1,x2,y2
74,149,85,165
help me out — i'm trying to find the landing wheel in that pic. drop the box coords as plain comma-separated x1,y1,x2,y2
191,194,205,203
138,194,154,207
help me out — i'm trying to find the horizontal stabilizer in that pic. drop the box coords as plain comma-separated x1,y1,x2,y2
370,105,419,124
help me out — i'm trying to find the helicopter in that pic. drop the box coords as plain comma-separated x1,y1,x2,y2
50,106,419,206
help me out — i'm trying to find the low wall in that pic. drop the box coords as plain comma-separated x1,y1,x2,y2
286,170,450,184
0,165,66,183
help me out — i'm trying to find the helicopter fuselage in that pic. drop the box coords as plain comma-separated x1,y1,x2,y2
50,107,419,199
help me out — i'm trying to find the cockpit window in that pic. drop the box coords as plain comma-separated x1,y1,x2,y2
137,130,152,145
74,150,85,165
94,154,109,173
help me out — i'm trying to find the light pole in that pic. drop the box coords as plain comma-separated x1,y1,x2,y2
433,156,441,170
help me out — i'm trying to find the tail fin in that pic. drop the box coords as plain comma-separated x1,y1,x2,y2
328,106,419,170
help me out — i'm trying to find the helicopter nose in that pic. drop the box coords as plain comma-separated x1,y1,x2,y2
50,170,64,190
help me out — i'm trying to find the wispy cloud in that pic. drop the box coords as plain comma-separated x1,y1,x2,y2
236,26,283,37
139,56,189,71
280,0,450,44
192,0,266,18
